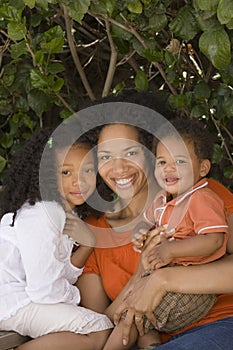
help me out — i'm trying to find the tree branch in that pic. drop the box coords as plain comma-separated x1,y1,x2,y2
102,19,118,97
63,6,96,101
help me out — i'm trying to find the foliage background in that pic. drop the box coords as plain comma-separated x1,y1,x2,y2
0,0,232,188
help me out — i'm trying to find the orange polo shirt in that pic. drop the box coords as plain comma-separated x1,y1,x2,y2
144,178,228,265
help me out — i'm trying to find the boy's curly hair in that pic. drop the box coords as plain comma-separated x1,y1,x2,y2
0,125,102,223
154,118,215,161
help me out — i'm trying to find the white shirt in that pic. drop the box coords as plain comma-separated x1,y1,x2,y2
0,201,83,321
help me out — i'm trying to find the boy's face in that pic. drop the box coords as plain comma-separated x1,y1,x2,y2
56,144,96,210
154,136,209,197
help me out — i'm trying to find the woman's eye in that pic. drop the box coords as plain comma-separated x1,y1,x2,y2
62,170,71,176
85,167,95,173
126,151,137,157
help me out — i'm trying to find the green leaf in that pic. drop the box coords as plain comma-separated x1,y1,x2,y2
169,5,199,41
23,0,36,8
222,95,233,117
1,133,13,149
47,62,65,74
28,89,52,116
127,0,143,14
212,143,223,163
52,77,64,92
199,29,231,69
195,10,221,32
30,69,48,89
148,13,167,31
35,50,44,65
0,156,7,173
10,41,28,58
190,104,209,118
217,0,233,24
168,94,186,109
143,48,163,62
67,0,91,23
7,21,26,41
90,0,114,16
134,70,148,91
193,81,211,100
194,0,218,11
224,165,233,179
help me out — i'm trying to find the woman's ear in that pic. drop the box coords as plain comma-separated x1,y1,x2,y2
200,159,211,177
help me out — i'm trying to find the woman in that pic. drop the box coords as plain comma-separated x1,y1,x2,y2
74,101,233,350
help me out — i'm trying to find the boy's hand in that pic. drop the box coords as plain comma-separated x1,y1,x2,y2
132,228,149,253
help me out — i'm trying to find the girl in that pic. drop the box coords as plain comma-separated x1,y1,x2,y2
0,126,113,350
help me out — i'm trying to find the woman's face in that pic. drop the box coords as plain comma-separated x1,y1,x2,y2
97,124,151,200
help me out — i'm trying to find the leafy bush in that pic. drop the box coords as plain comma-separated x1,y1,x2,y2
0,0,232,187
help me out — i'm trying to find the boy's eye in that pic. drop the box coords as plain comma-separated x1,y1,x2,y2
156,160,166,166
176,159,186,164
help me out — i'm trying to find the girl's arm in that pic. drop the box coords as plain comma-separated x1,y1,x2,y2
71,246,94,268
64,212,96,268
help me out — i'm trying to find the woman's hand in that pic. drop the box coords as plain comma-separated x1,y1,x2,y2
114,269,168,346
63,212,96,247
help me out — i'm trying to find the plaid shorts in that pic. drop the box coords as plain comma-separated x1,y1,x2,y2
146,292,217,332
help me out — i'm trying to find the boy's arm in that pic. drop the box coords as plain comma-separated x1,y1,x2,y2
143,232,225,270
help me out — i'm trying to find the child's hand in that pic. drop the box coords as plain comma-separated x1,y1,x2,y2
132,228,149,253
63,212,96,247
141,226,175,271
144,240,173,270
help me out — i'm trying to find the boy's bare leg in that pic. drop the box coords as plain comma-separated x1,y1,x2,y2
103,321,138,350
17,329,111,350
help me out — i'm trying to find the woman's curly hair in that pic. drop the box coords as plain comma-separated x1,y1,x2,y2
0,125,103,223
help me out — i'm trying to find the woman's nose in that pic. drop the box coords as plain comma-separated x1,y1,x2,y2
111,157,129,173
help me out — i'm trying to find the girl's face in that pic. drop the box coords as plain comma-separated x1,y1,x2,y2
56,144,96,210
97,124,150,200
155,136,209,197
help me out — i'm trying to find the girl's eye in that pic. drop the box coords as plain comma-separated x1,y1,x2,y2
62,170,71,176
98,155,111,161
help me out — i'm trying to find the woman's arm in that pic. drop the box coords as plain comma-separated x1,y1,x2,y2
114,253,233,345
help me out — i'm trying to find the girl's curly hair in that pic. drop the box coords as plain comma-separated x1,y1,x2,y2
0,125,102,223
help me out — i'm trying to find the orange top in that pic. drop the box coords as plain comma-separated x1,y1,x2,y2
144,178,228,265
83,178,233,335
